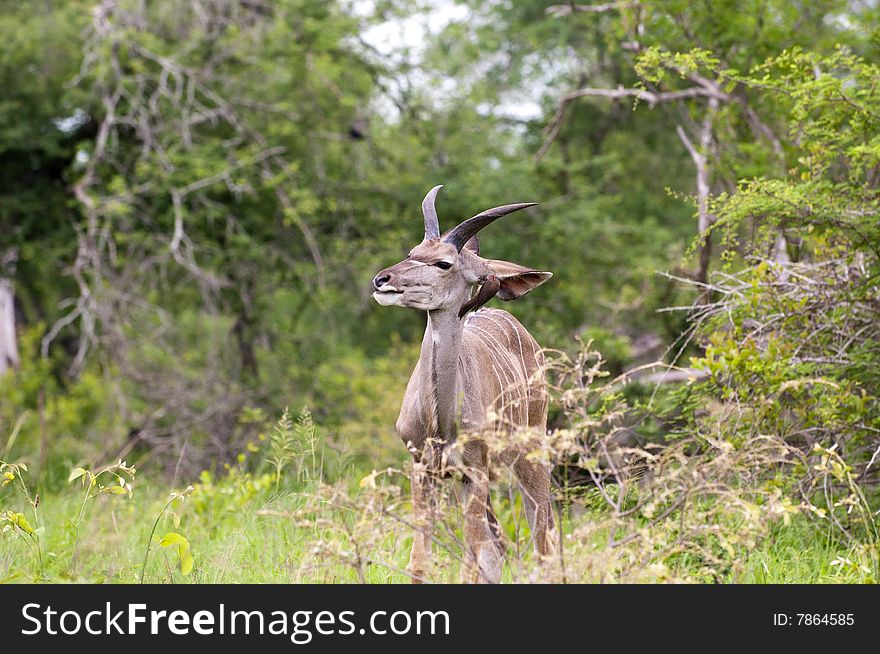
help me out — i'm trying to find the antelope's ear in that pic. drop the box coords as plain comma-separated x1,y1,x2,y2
464,234,480,254
486,259,552,300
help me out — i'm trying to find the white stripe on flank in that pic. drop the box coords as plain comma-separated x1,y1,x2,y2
469,323,514,403
495,311,530,425
467,313,535,428
477,313,531,399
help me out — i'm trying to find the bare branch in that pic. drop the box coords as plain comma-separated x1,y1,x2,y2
546,1,639,16
0,275,19,375
567,85,728,105
676,95,718,286
612,361,710,389
536,85,726,161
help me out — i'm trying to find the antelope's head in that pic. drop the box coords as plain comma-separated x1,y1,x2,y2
372,186,552,317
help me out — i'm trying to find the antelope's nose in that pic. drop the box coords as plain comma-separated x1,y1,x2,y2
373,273,391,290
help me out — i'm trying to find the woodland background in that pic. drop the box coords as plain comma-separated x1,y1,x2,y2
1,0,879,583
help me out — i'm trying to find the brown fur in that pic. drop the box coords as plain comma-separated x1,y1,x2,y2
372,200,556,583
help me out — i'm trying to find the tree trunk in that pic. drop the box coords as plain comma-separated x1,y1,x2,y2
0,277,19,375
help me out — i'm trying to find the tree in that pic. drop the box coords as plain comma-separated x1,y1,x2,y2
0,1,92,376
421,0,870,352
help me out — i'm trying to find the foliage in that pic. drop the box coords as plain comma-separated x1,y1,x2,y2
674,48,880,559
0,460,42,578
0,0,878,584
2,402,875,583
141,485,194,582
67,460,136,573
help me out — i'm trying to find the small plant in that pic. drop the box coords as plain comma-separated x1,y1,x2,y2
263,406,323,489
803,444,879,579
140,485,194,583
265,407,296,491
293,407,322,484
68,460,135,573
0,460,43,579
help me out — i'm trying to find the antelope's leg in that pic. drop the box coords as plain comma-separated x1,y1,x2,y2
514,458,557,557
408,456,433,583
461,466,502,584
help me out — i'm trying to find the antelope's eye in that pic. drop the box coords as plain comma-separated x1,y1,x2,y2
433,261,452,270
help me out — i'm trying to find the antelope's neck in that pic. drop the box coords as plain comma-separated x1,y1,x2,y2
423,308,464,443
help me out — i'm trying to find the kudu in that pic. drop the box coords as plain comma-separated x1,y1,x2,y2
372,185,556,583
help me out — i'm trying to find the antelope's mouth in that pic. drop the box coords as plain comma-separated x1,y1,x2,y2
373,287,402,296
372,288,404,305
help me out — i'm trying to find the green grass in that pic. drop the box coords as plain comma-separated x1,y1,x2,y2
1,482,402,584
1,469,874,584
731,521,875,583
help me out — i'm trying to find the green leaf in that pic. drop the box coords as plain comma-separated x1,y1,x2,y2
159,532,187,548
180,546,193,575
68,467,88,484
9,512,35,535
159,532,193,576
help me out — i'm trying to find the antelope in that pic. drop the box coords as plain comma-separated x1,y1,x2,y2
372,185,557,584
